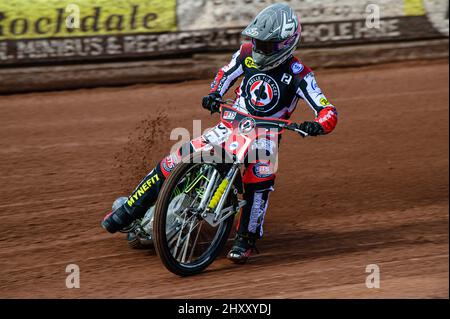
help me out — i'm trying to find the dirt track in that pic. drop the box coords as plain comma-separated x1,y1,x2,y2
0,59,448,298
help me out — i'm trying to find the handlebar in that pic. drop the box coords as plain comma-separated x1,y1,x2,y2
213,98,309,138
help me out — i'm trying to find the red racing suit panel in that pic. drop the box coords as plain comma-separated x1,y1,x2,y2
210,42,338,134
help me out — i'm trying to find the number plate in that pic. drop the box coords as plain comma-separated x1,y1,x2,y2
203,123,231,145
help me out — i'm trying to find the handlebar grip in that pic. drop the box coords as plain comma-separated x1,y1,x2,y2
284,123,309,138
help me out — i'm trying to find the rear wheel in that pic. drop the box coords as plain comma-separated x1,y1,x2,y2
153,154,236,276
126,230,146,249
126,228,154,249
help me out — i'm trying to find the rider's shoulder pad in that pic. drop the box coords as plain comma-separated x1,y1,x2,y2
290,57,313,80
239,42,253,59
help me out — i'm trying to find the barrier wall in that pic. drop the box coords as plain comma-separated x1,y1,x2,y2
0,0,448,66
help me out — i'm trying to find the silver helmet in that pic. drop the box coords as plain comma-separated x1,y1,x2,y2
242,3,301,71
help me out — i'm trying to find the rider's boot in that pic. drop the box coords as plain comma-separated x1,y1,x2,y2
227,233,259,264
102,205,135,233
102,166,166,233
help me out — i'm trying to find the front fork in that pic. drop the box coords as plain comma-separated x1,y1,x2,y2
201,163,245,227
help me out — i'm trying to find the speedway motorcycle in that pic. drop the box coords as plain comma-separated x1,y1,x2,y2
113,99,308,276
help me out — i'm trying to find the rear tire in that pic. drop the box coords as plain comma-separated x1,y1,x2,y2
126,231,150,249
127,232,142,249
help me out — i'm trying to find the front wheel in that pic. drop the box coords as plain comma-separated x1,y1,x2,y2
153,154,236,276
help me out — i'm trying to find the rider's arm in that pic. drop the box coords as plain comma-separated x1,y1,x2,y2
210,45,246,97
296,72,338,134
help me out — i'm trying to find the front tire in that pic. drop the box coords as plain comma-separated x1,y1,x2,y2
153,154,236,276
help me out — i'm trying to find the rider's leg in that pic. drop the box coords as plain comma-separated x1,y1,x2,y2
102,161,166,233
102,148,186,233
227,134,278,263
227,162,275,263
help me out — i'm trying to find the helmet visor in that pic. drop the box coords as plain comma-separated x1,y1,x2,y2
252,39,281,55
252,34,298,56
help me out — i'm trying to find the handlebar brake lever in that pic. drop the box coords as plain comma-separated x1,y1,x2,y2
214,98,234,106
297,130,309,138
279,123,309,138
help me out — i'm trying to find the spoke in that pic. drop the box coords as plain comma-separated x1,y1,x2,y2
175,218,201,262
188,221,203,262
167,226,181,247
181,218,195,263
172,209,188,258
190,192,201,207
171,212,197,259
172,216,200,262
167,217,184,247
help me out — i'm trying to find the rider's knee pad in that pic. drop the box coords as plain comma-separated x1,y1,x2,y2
242,162,276,185
159,153,180,178
159,142,194,178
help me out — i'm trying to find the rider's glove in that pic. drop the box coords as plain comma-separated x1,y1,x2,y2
298,121,325,136
202,92,222,113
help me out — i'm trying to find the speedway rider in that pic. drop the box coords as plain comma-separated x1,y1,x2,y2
102,3,338,264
